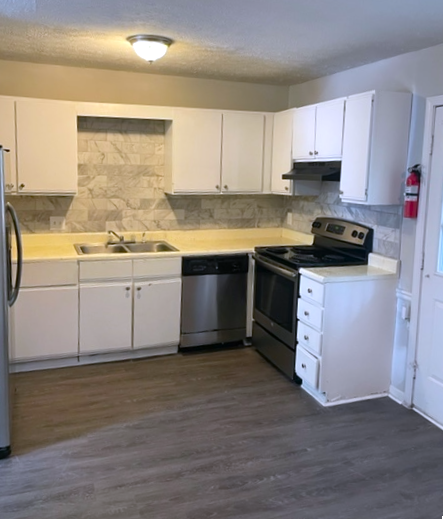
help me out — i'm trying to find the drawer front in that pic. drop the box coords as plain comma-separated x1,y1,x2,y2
79,260,132,281
297,298,323,330
296,346,319,388
133,257,181,279
20,261,78,287
297,321,322,356
300,276,325,306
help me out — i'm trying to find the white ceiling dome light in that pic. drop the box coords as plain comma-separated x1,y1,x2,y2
127,35,173,63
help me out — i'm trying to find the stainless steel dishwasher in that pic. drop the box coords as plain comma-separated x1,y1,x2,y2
180,255,249,349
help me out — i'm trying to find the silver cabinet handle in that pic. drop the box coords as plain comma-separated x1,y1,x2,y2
307,288,313,294
285,186,289,191
301,363,307,369
309,151,313,156
304,311,309,316
137,287,141,291
19,183,25,190
215,185,220,190
304,335,309,341
6,183,14,190
314,151,318,155
125,287,131,291
339,190,344,195
224,185,228,190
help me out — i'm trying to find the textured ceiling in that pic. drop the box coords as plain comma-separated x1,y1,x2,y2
1,0,443,85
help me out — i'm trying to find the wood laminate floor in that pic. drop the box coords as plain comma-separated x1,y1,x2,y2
1,348,442,519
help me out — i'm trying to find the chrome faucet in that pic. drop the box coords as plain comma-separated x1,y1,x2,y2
107,230,124,244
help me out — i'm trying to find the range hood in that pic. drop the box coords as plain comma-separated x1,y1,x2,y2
282,161,341,181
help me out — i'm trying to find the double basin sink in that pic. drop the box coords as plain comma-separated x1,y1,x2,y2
75,241,178,255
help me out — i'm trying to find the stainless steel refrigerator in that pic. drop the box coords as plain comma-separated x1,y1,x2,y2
0,146,23,459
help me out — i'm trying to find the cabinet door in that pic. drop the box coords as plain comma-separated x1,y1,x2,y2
171,109,222,193
15,99,78,194
80,283,132,354
292,105,316,160
10,286,78,361
271,110,293,194
315,99,345,159
0,97,17,193
340,93,373,202
133,279,181,349
221,112,264,193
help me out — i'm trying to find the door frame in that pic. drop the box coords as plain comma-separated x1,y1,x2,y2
404,94,443,407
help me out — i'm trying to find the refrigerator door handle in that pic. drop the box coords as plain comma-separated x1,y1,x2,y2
6,202,22,307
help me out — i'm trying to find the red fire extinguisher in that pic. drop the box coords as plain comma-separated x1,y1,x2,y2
404,164,421,218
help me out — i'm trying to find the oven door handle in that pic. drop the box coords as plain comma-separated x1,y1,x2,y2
254,256,298,281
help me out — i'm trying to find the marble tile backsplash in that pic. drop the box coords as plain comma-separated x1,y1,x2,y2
284,182,402,258
9,117,285,233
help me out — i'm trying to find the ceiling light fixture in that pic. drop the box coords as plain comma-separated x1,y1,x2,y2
127,35,173,63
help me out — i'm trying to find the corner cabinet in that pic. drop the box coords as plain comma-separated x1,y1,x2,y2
292,99,345,161
165,108,267,194
0,96,78,195
340,91,412,205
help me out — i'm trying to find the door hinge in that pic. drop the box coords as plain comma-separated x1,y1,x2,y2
430,134,434,156
420,251,425,271
411,360,418,380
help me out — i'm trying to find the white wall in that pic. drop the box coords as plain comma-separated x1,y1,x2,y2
288,43,443,398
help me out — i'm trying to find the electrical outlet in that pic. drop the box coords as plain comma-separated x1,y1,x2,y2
286,212,293,226
50,216,66,231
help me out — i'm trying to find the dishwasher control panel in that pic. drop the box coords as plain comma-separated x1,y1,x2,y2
182,255,249,276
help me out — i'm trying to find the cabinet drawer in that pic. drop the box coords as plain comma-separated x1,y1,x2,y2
296,346,319,389
133,257,181,279
297,321,322,356
20,261,78,287
299,276,324,306
297,298,323,330
79,260,132,281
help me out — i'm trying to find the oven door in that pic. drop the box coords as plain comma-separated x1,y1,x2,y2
253,255,299,347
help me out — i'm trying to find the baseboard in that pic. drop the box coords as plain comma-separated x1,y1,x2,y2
389,385,405,404
413,407,443,432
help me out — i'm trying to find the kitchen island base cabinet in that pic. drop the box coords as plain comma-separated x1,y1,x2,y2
10,286,78,361
79,283,132,354
133,279,181,349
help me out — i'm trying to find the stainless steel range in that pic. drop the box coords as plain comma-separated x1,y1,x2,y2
252,217,373,381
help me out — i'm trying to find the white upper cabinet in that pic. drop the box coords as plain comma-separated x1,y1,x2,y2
15,98,78,195
292,99,345,161
0,97,17,193
165,109,222,194
340,91,412,205
221,112,264,193
292,105,316,160
271,109,294,195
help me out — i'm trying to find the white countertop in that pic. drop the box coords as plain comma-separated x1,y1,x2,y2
299,254,399,283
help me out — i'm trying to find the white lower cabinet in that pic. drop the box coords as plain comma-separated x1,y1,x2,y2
296,270,397,405
133,279,181,349
11,286,78,361
10,261,79,362
79,283,133,354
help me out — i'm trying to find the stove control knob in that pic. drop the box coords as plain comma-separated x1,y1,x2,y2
351,230,358,238
358,232,365,240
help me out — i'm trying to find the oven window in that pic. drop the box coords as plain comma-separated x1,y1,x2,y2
254,262,295,332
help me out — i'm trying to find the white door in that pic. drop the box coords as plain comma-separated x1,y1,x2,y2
271,110,293,195
11,286,78,361
79,283,133,354
292,105,316,160
315,99,345,159
15,98,78,194
171,109,222,193
221,112,264,193
340,93,373,202
133,279,181,349
0,97,17,193
413,105,443,426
